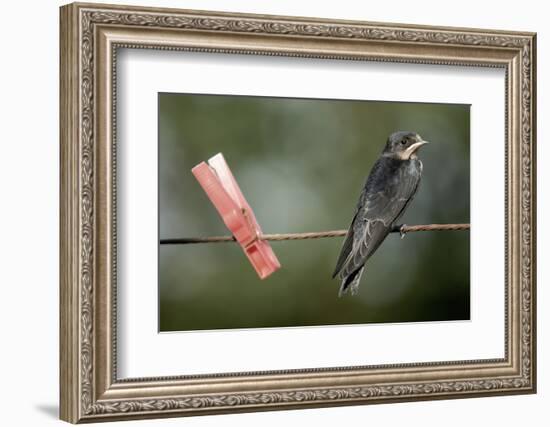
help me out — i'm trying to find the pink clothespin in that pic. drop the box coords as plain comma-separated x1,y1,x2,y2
192,153,281,279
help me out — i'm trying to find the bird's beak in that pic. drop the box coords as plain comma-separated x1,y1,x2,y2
404,140,429,159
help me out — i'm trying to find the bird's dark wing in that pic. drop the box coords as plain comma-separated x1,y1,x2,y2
331,194,365,278
333,161,421,281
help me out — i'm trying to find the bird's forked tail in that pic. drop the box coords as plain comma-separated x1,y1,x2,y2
338,266,365,297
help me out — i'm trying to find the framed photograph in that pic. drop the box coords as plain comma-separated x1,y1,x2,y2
60,2,536,423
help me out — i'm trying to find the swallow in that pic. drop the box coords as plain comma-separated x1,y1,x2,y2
332,131,429,296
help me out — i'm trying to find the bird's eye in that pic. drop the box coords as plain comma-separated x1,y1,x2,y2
400,139,407,145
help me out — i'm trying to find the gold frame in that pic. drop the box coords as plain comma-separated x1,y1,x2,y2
60,2,537,423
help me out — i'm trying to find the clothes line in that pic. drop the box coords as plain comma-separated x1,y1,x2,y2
160,223,470,245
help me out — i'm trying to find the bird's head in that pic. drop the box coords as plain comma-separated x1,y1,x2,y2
383,131,429,160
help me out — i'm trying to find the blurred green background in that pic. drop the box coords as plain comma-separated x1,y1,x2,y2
159,93,470,332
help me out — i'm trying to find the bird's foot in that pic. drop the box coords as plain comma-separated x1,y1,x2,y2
399,224,407,239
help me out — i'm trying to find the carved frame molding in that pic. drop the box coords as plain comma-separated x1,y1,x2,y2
60,2,536,423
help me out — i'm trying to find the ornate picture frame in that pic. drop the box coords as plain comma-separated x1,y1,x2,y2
60,2,536,423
